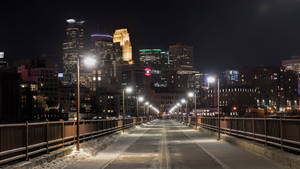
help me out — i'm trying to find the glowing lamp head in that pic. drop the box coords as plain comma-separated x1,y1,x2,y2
181,99,186,104
207,76,216,83
83,56,97,67
188,92,194,98
66,19,76,23
176,103,181,106
138,96,144,102
125,86,133,93
145,101,149,105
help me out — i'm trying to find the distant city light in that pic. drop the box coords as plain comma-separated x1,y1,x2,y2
90,34,113,38
139,49,162,52
58,73,63,78
0,52,4,58
66,19,76,23
144,68,152,76
0,52,4,59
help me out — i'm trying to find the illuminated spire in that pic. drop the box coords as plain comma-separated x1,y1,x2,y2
113,28,133,64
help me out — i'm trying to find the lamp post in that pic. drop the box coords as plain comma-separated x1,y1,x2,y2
188,92,197,129
137,96,144,122
122,86,133,120
149,104,152,119
176,103,181,121
76,55,97,151
145,101,149,121
181,99,186,123
207,76,220,140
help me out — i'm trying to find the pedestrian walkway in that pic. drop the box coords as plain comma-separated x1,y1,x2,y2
64,119,284,169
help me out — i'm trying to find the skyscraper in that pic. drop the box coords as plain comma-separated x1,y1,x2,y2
169,44,194,69
62,19,85,84
139,49,162,67
90,34,122,89
113,28,133,64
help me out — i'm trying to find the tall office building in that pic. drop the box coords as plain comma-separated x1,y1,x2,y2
62,19,85,84
139,49,162,67
113,28,133,64
90,34,122,89
169,44,194,69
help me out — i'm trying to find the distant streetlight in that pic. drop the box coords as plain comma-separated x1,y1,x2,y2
145,101,149,118
207,76,220,141
176,103,181,121
136,96,144,119
122,86,133,119
76,54,97,151
138,96,144,102
188,91,196,129
181,99,187,122
207,76,216,83
149,104,152,117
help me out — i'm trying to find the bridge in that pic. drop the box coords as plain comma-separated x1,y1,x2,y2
1,117,299,169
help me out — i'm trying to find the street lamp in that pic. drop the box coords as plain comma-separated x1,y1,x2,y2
181,99,187,123
176,103,181,121
149,104,152,117
76,55,96,151
207,76,220,141
122,86,133,119
136,96,144,119
188,91,197,129
83,57,97,67
145,101,149,120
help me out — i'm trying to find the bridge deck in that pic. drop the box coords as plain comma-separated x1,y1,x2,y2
64,119,283,169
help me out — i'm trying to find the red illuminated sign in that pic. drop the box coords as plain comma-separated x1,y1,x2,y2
144,68,152,76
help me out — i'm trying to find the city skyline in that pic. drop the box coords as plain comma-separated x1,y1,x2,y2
2,1,300,71
1,2,300,168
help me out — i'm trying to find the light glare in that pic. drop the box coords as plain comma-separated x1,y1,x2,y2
207,76,216,83
83,57,97,67
125,86,133,93
188,92,194,97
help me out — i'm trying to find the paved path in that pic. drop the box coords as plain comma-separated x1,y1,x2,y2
65,119,284,169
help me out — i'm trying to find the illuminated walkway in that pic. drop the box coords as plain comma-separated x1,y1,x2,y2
65,120,284,169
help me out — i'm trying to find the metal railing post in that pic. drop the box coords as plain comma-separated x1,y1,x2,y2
26,121,29,160
229,118,232,134
280,115,283,150
62,121,64,147
243,118,245,133
46,121,49,154
264,116,267,146
252,118,255,138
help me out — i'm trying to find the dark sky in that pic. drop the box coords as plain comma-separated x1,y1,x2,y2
1,0,300,71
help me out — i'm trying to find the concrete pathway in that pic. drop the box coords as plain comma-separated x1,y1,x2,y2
64,119,284,169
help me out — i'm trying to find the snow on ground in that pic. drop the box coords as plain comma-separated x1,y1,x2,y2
32,129,134,169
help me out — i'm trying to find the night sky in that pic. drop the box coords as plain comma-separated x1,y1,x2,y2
1,0,300,71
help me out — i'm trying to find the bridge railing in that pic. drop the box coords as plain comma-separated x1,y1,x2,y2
189,116,300,152
0,117,150,165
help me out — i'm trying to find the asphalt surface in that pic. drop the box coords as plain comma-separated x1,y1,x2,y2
65,119,284,169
